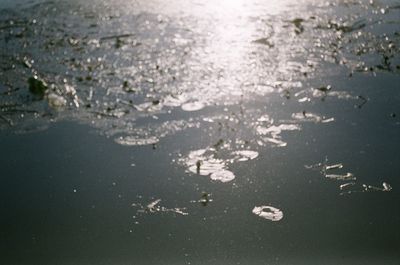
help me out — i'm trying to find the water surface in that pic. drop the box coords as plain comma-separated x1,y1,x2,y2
1,0,400,264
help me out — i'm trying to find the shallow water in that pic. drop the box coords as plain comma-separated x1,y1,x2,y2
1,0,400,264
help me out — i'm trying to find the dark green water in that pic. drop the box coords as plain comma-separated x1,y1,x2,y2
1,0,400,264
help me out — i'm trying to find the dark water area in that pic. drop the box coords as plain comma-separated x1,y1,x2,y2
1,0,400,264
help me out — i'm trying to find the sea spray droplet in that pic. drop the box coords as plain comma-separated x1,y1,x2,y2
252,206,283,221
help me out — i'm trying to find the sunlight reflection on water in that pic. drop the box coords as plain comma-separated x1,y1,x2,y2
0,0,398,187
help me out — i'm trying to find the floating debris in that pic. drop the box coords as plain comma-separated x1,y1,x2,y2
133,199,188,216
340,182,393,195
340,182,356,190
182,147,259,183
210,169,235,183
256,124,301,147
134,101,163,112
46,93,67,108
321,118,335,123
99,33,135,42
212,139,225,149
306,157,344,174
309,158,393,195
326,163,344,170
185,149,225,175
256,124,301,136
365,182,393,192
163,94,186,107
252,37,274,47
199,192,212,206
190,192,213,206
298,97,311,102
383,182,393,191
316,85,331,92
291,112,334,123
304,162,325,170
328,91,357,100
324,19,367,33
115,136,159,146
183,148,233,182
262,137,288,147
289,18,305,34
64,84,80,108
181,101,205,112
355,95,368,109
28,76,48,98
232,150,259,161
0,114,13,126
325,172,356,181
252,206,283,221
147,199,162,213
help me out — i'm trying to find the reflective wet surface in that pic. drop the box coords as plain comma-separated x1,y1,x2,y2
1,0,400,264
